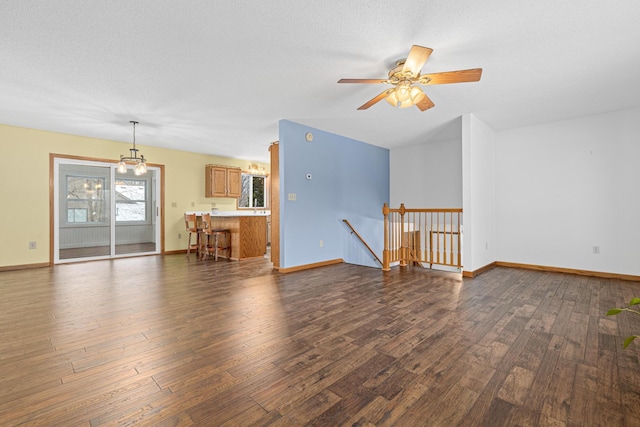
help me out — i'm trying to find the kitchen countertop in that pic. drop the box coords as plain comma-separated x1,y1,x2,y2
186,210,270,217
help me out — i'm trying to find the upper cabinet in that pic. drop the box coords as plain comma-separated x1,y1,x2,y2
205,165,241,198
226,168,241,198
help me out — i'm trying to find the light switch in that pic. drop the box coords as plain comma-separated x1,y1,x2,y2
288,193,297,201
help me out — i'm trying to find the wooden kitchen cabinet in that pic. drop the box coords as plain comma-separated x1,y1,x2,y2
205,165,241,198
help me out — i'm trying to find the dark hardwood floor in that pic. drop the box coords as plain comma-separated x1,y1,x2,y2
1,254,640,426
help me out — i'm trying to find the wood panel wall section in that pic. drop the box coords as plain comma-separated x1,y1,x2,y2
208,216,267,260
239,216,267,259
206,216,240,259
269,142,280,269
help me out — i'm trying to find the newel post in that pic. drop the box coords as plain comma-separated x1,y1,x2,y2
399,203,407,266
382,203,390,271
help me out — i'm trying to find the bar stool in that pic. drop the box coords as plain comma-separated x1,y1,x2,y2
184,213,200,258
200,213,231,261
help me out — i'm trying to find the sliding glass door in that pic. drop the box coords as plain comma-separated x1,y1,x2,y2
54,157,160,263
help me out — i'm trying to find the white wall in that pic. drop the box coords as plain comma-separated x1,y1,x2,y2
390,114,494,273
390,137,462,208
389,108,640,277
495,107,640,276
462,114,497,272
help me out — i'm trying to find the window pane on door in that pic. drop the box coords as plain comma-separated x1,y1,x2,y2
115,179,147,222
66,176,106,223
67,208,88,223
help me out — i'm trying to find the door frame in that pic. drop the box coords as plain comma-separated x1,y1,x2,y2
49,154,165,265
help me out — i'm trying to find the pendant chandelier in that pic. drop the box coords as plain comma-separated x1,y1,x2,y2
117,120,147,175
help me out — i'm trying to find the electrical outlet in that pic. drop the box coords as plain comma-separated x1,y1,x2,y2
593,246,600,254
171,202,177,208
29,241,36,249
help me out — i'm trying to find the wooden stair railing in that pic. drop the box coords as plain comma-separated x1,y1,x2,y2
342,219,383,267
382,203,462,272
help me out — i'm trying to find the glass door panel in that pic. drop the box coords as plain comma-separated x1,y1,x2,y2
114,168,159,256
57,162,112,261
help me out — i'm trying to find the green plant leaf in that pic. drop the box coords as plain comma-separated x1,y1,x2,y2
624,335,638,349
630,298,640,306
607,308,623,315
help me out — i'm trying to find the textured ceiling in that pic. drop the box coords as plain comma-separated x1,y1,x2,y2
1,1,639,163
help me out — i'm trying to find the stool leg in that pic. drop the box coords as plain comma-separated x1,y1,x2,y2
194,231,200,259
197,233,200,260
200,233,207,260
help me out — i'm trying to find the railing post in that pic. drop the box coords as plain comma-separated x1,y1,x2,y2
457,212,462,268
399,203,407,267
382,203,390,271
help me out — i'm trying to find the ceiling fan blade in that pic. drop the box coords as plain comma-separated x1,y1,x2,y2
415,93,435,111
422,68,482,85
402,45,433,76
338,78,387,84
357,90,390,110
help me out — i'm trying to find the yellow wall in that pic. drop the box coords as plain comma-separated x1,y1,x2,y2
0,124,268,268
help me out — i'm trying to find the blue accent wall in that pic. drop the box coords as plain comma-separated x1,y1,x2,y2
279,120,390,268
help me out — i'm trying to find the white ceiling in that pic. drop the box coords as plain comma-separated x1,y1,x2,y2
2,1,639,163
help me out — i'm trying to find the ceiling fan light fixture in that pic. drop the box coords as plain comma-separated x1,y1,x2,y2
395,81,412,102
385,90,400,107
385,84,426,108
337,45,482,111
410,85,426,103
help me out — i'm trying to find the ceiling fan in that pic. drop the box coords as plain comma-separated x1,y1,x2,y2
338,45,482,111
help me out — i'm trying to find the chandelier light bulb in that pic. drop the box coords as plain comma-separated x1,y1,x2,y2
117,159,127,173
134,161,146,176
